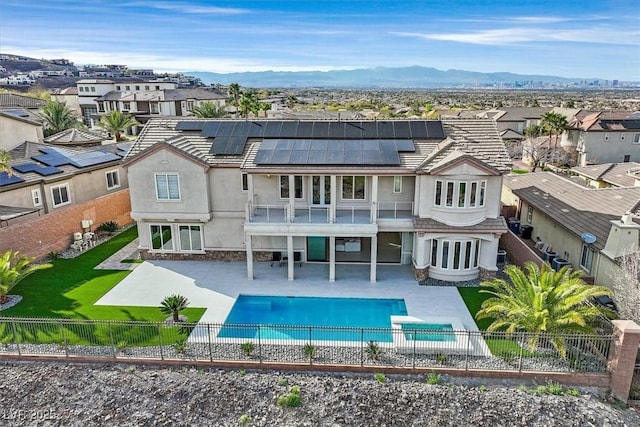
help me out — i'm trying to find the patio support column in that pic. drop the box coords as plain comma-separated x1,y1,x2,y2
370,235,378,282
371,176,378,224
329,236,336,282
287,235,294,280
288,175,295,222
247,174,254,203
246,234,254,279
330,175,337,223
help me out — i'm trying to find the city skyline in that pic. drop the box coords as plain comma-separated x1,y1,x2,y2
1,0,638,81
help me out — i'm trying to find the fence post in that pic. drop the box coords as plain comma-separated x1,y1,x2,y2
465,330,471,371
412,328,416,369
207,323,213,362
308,326,313,365
59,320,69,358
257,325,262,363
518,332,524,372
11,320,21,356
360,328,364,367
158,323,164,360
108,322,116,359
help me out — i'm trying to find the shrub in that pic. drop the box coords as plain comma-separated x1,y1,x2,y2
478,385,487,392
545,381,564,395
277,386,301,408
173,339,187,354
277,377,288,386
238,414,250,425
238,369,246,376
116,340,128,353
47,251,60,261
241,342,255,357
374,372,386,383
365,340,382,361
159,294,190,322
97,221,119,233
566,388,580,396
124,365,136,373
426,371,441,385
303,343,316,361
435,353,449,365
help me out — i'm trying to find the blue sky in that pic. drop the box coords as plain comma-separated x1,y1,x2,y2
2,1,639,80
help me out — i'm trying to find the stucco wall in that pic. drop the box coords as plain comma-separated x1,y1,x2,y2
0,116,43,150
579,131,640,165
0,189,132,259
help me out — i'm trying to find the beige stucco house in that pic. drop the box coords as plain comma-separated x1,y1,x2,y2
124,118,512,283
502,172,640,289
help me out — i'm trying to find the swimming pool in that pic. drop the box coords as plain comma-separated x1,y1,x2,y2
218,295,408,342
400,323,455,342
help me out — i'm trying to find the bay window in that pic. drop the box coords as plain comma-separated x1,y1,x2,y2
434,179,487,208
431,238,481,271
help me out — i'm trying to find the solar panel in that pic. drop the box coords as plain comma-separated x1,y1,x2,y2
311,122,330,138
379,121,395,139
0,172,25,187
175,121,206,131
344,122,364,138
296,121,314,137
280,121,298,137
254,139,402,165
361,122,378,138
12,162,63,176
426,121,445,138
263,121,282,137
393,121,410,138
201,121,221,137
328,122,345,138
410,121,428,138
394,140,416,152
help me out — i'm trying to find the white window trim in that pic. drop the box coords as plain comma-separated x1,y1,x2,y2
105,170,121,190
149,224,174,252
580,244,594,273
241,173,248,192
31,189,42,207
430,238,480,271
633,133,640,144
51,183,71,208
341,176,366,201
393,176,403,194
279,175,304,200
154,173,181,201
434,179,486,209
178,224,204,252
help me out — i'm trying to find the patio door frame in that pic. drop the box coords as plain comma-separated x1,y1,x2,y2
311,175,331,206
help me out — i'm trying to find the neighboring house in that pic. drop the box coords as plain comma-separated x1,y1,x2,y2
561,111,640,166
72,79,226,128
501,172,640,289
572,162,640,188
0,108,44,151
124,118,512,283
0,140,133,259
0,141,130,223
0,93,47,110
478,107,550,143
44,128,108,147
51,86,81,117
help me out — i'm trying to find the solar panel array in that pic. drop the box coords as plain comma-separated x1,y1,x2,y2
174,120,444,156
32,147,121,168
254,139,411,165
0,172,25,187
13,162,64,176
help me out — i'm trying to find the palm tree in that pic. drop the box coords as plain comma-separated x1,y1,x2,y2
40,100,81,136
228,83,241,107
0,149,12,176
540,111,568,164
476,262,612,358
0,250,52,304
98,111,140,142
190,101,227,118
239,91,259,118
159,294,190,322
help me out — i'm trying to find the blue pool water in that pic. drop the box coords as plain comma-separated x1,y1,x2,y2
401,323,455,342
218,295,408,342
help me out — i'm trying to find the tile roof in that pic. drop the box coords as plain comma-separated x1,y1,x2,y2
413,217,508,232
44,128,107,145
127,118,512,173
572,162,640,187
503,172,640,249
0,93,46,109
491,107,550,122
0,108,43,126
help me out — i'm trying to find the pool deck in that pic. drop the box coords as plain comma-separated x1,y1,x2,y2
96,260,490,355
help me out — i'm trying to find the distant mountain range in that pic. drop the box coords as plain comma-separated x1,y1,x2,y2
188,66,595,88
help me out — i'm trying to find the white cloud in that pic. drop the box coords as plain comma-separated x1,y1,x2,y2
393,27,639,46
129,1,249,15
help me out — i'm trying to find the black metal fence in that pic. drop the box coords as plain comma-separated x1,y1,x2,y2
0,317,613,374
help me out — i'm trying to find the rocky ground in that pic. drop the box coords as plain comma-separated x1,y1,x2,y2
0,362,638,426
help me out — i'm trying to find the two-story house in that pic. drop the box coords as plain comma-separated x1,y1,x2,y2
124,119,511,283
73,79,226,128
561,111,640,166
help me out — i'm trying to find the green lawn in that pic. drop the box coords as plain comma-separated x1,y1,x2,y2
457,286,537,357
1,227,206,346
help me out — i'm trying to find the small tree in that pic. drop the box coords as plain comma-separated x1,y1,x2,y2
0,149,12,176
0,251,52,304
98,111,140,142
40,100,81,136
159,294,190,322
190,101,227,118
610,251,640,324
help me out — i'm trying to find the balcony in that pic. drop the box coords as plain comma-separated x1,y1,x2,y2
246,201,413,225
